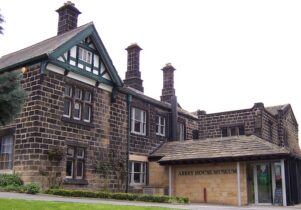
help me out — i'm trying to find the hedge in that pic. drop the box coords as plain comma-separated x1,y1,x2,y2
0,174,40,194
44,189,189,204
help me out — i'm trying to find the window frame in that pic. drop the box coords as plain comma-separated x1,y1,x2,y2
0,135,14,171
63,85,93,123
78,47,93,64
63,85,72,118
156,115,166,136
131,108,146,136
221,125,245,137
129,161,147,186
66,146,85,180
178,122,185,141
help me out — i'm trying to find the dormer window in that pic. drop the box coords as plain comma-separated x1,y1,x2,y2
78,47,92,64
221,125,245,137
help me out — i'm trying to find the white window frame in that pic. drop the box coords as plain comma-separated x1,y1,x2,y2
0,135,14,171
179,122,185,141
63,85,72,118
63,99,72,118
131,108,146,135
76,147,84,179
73,102,82,120
130,161,146,186
66,146,85,180
66,146,74,178
156,116,165,136
78,47,92,64
76,160,84,179
74,88,82,100
66,160,73,179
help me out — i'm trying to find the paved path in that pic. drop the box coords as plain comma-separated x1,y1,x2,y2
0,192,301,210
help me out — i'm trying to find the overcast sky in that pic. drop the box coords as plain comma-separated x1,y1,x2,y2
1,0,301,143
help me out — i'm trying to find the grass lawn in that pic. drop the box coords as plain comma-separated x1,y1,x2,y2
0,198,176,210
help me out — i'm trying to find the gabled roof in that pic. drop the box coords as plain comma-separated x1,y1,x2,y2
150,135,290,165
0,22,123,87
119,86,198,119
265,104,289,116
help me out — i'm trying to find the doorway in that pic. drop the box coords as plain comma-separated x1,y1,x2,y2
247,162,283,205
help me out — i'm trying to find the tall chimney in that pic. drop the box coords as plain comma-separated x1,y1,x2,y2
160,63,176,104
124,43,144,92
56,1,81,35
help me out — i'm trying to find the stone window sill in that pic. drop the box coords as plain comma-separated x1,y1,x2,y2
61,116,95,128
63,178,88,185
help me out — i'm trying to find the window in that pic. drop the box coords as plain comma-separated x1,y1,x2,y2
156,116,165,136
129,161,146,185
221,125,245,137
83,91,92,122
0,135,13,170
66,146,85,179
63,85,72,117
63,85,92,123
78,47,92,64
192,130,199,139
222,128,228,137
268,121,273,140
131,108,146,135
177,122,185,141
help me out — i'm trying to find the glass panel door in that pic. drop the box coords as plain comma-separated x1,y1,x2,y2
256,164,272,203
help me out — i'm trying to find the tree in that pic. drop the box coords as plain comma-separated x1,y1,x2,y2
0,11,3,34
0,71,27,126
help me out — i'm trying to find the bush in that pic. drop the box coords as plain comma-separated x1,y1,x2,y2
1,184,25,193
24,183,40,194
45,189,189,204
0,174,23,187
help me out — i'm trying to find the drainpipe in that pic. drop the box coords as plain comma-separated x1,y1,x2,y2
171,96,178,141
125,94,132,193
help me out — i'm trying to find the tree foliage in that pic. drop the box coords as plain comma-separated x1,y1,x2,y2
0,11,3,34
0,71,27,126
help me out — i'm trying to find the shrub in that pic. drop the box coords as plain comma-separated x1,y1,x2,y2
1,184,25,193
0,174,23,187
24,183,40,194
45,189,189,204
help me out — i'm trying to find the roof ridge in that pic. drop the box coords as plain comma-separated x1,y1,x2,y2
0,22,93,59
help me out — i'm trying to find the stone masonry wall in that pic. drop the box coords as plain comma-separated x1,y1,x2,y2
261,109,280,145
282,109,300,156
11,67,128,191
130,97,169,155
197,108,256,139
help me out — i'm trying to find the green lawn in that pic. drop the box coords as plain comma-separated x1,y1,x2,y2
0,198,175,210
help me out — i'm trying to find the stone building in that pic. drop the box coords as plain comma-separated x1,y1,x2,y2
0,1,300,206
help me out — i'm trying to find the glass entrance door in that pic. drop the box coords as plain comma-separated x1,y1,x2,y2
247,162,284,205
256,164,272,203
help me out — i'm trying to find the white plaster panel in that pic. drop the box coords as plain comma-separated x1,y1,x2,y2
94,55,99,68
70,46,77,58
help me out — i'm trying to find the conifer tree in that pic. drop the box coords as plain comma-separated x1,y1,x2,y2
0,11,3,34
0,71,27,125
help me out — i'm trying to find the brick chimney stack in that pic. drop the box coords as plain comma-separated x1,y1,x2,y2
56,1,81,35
160,63,176,104
124,43,144,92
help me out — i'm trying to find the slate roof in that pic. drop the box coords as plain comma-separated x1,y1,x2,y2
119,86,198,119
0,22,93,71
150,135,290,164
265,104,289,116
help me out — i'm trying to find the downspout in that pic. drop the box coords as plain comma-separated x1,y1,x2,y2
171,96,178,141
125,94,132,193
